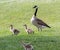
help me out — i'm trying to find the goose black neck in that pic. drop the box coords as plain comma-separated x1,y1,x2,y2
34,8,38,16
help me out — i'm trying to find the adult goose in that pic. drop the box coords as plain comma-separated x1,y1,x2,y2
10,25,20,35
23,24,34,34
21,41,34,50
31,5,51,31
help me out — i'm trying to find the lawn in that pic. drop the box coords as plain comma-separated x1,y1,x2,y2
0,0,60,50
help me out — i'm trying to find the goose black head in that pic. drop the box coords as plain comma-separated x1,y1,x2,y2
33,5,38,8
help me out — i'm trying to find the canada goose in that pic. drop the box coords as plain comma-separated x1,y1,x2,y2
10,25,20,35
23,24,34,34
31,5,51,31
21,41,34,50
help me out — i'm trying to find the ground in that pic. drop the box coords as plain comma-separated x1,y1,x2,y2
0,0,60,50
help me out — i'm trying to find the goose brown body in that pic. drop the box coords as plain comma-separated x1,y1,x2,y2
31,6,51,31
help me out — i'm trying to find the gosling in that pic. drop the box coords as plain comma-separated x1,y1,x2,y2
23,24,34,34
10,25,20,35
21,41,34,50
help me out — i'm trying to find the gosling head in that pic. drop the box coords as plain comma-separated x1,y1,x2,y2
10,24,13,27
23,24,27,29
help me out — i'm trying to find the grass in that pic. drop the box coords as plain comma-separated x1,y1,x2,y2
0,0,60,50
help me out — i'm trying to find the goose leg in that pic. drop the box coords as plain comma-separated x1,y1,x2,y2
39,25,42,31
38,27,39,31
27,32,29,34
33,31,34,34
40,28,42,31
40,26,42,31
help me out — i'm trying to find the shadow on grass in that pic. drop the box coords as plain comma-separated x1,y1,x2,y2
0,35,60,50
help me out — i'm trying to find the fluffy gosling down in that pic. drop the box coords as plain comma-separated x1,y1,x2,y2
21,41,34,50
10,25,20,35
31,5,51,31
23,24,34,34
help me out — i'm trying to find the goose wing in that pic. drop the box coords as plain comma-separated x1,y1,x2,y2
36,18,51,28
